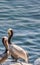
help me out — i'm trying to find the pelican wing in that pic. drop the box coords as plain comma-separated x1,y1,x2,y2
9,44,26,59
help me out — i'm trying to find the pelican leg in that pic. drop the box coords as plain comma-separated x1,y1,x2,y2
11,55,15,59
11,55,18,62
15,59,17,62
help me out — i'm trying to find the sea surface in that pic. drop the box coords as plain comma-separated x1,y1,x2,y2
0,0,40,65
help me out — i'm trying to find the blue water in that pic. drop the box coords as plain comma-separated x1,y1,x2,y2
0,0,40,64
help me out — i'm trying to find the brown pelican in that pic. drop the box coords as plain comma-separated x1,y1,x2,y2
7,28,28,63
0,37,9,64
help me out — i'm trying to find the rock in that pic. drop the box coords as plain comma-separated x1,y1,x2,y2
34,58,40,65
10,62,33,65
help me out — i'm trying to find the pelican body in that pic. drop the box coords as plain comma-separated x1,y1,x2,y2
7,28,28,63
9,44,28,62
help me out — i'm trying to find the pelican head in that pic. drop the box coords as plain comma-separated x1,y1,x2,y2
2,36,8,50
8,28,13,37
7,28,13,44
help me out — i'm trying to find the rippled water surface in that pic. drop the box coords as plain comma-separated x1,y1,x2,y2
0,0,40,65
